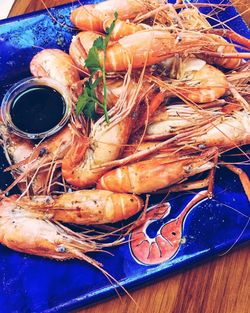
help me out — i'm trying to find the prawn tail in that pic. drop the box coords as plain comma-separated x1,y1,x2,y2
70,6,104,32
103,17,145,40
206,29,250,49
62,134,90,178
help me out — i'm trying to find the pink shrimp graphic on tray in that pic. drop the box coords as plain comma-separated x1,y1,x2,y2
129,191,208,265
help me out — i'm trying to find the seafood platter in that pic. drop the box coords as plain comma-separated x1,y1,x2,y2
0,0,249,312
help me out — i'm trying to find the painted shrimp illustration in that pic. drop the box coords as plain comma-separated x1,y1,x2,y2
130,191,208,265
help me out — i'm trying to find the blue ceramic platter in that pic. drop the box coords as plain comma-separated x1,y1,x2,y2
0,1,249,312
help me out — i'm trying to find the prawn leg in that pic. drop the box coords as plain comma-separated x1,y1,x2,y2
222,163,250,201
155,178,210,194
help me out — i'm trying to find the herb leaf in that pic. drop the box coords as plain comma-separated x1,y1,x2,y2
85,46,102,75
76,88,90,116
105,11,118,45
83,99,96,119
93,36,105,51
76,12,118,122
76,82,99,119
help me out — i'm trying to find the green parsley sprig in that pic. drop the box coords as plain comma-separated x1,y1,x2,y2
76,12,118,123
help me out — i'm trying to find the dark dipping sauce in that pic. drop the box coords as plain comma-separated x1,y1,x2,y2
10,85,66,134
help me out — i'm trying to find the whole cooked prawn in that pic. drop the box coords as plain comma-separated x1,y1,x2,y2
0,195,97,260
0,194,144,302
69,29,197,72
3,124,74,195
0,120,49,194
70,0,153,32
70,28,250,73
0,194,134,283
62,70,143,188
97,148,216,194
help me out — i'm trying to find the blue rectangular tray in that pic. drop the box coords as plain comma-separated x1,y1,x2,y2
0,1,249,312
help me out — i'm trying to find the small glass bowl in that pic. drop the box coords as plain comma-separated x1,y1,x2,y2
1,77,72,140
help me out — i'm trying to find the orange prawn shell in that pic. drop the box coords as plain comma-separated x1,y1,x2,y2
194,110,250,148
97,158,185,194
0,197,71,259
0,196,104,261
62,116,133,188
30,49,82,100
103,18,145,40
177,62,228,103
97,152,214,194
17,190,144,224
105,30,177,71
70,0,149,32
71,29,234,72
69,31,103,71
50,190,144,224
200,34,242,69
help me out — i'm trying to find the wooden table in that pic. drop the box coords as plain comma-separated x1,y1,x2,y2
8,1,250,313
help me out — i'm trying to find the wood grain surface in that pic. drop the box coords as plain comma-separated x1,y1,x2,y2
8,1,250,313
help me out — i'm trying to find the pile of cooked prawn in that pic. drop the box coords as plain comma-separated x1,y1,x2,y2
0,0,250,270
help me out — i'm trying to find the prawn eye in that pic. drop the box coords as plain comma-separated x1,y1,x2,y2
56,245,66,253
39,147,47,157
184,165,193,173
176,34,182,42
198,144,206,149
154,86,161,93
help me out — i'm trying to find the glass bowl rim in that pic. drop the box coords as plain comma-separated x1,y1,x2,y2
1,76,72,140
